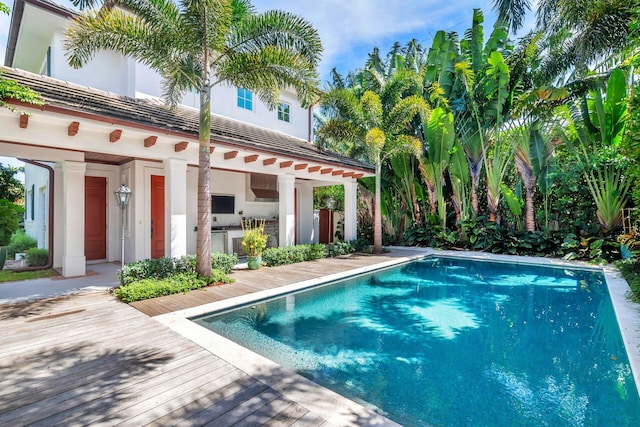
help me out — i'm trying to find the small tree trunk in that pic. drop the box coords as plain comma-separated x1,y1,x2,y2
373,161,382,253
427,181,438,214
525,179,536,232
196,85,212,277
487,193,498,223
469,157,482,216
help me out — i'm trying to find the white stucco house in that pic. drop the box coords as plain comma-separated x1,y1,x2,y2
1,0,373,277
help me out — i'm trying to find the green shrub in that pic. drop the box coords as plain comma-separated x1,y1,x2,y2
306,243,328,260
25,248,48,266
6,230,37,257
616,260,640,302
327,241,357,257
120,256,177,286
115,270,234,303
0,199,24,246
263,244,328,266
263,246,305,266
211,252,238,274
120,253,238,286
403,217,621,263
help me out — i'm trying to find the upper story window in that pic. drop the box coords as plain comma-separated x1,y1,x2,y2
39,47,51,76
237,88,253,110
278,102,290,122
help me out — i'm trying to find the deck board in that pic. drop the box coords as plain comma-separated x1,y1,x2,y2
132,251,415,316
0,251,413,426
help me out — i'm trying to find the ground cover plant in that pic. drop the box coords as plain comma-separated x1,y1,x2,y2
617,260,640,302
115,270,233,303
0,268,59,283
116,253,237,302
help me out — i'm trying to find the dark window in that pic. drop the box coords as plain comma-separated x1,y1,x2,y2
278,102,290,122
30,184,35,220
211,195,235,213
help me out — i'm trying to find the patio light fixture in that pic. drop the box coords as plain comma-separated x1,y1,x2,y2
114,184,132,268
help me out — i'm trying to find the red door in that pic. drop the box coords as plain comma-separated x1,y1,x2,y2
151,175,165,259
85,176,107,260
319,208,331,244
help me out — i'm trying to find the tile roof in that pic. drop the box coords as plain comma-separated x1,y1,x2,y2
1,66,374,172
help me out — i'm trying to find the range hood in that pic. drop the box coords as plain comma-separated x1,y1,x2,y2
250,173,279,201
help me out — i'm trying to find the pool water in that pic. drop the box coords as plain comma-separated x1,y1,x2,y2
194,257,640,426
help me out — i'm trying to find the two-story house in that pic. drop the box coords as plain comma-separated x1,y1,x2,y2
1,0,372,277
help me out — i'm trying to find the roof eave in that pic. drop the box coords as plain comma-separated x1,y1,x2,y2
4,0,78,67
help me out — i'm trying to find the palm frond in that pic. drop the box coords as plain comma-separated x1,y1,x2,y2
492,0,531,33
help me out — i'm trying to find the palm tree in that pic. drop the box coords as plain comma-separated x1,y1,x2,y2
494,0,638,80
317,78,429,252
65,0,322,276
452,10,512,217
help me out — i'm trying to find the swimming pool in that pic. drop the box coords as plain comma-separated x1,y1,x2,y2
193,256,640,426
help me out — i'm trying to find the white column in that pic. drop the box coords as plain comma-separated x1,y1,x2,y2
297,182,314,244
344,181,358,241
53,163,64,271
61,160,86,277
164,158,188,258
278,175,296,247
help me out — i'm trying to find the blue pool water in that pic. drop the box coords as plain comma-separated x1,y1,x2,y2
194,257,640,426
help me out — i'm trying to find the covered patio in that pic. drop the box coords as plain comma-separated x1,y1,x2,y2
0,66,374,278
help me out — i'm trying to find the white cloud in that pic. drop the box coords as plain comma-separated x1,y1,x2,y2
255,0,495,79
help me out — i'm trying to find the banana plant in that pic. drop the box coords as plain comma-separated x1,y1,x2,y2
418,107,456,228
448,138,471,226
571,68,630,231
452,9,512,217
484,131,512,223
506,119,554,232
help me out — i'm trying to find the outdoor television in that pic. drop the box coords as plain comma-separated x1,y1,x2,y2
211,195,235,214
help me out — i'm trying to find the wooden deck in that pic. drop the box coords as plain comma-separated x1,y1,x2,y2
132,250,417,316
0,251,417,426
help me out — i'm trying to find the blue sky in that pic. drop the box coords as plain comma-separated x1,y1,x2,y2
0,0,529,84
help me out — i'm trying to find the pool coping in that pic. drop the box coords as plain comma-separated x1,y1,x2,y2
155,248,640,424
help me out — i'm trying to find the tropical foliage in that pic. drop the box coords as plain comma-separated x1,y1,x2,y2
0,163,24,202
314,4,639,263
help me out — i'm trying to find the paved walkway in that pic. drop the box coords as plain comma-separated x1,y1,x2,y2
0,263,120,304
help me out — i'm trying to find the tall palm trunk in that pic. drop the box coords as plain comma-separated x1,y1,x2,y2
468,156,482,215
196,85,212,277
373,161,383,253
524,180,536,232
515,157,536,232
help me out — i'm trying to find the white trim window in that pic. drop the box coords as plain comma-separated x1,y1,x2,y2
278,102,290,122
237,88,253,110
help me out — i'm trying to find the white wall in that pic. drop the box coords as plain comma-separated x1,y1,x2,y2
49,31,135,97
210,168,279,226
23,163,50,249
135,64,310,140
